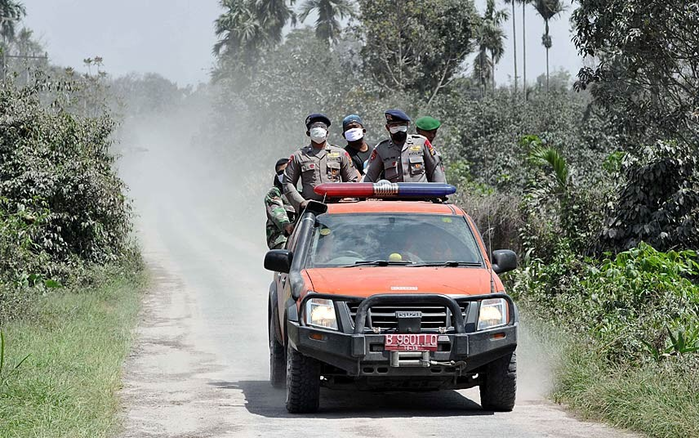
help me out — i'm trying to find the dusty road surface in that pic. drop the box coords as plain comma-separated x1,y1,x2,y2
116,115,637,438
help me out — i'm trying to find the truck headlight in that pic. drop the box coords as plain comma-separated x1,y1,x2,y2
478,298,507,330
305,298,338,330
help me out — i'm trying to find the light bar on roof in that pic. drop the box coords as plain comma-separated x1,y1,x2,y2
314,182,456,198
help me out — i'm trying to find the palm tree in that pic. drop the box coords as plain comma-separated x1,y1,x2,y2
0,0,26,44
298,0,354,45
473,0,508,94
529,146,569,194
518,0,532,99
472,50,493,94
214,0,267,63
503,0,518,93
255,0,296,45
532,0,566,92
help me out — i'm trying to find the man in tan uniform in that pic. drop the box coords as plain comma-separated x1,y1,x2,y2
283,113,358,212
364,109,446,183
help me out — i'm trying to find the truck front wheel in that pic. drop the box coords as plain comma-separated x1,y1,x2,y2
479,351,517,412
285,344,320,413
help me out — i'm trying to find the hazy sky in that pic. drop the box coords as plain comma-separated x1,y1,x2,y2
23,0,582,87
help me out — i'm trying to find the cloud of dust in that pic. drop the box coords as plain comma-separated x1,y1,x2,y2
516,319,565,401
113,85,277,266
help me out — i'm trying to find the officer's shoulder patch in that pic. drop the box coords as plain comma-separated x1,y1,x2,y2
369,148,378,161
425,139,436,156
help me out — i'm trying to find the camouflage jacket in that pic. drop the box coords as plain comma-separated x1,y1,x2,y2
265,186,295,249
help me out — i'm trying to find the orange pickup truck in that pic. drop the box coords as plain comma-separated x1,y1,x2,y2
264,183,518,413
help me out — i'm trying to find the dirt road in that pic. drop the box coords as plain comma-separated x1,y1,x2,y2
116,114,636,438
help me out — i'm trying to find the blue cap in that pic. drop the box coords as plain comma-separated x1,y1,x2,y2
342,114,364,131
305,113,331,129
385,109,411,123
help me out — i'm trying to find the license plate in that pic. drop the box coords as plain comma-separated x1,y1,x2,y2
384,334,438,351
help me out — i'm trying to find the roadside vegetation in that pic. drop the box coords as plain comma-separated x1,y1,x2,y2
0,2,145,436
211,1,699,436
0,267,145,438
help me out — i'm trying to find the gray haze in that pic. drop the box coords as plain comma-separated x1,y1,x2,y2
23,0,221,86
23,0,581,87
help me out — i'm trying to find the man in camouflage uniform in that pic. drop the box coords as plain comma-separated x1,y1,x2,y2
283,113,358,213
364,109,446,183
266,158,296,249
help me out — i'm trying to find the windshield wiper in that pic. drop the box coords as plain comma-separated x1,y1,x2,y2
410,261,482,267
347,260,414,267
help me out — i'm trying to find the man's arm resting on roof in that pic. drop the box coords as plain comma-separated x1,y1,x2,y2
363,146,383,183
283,156,306,212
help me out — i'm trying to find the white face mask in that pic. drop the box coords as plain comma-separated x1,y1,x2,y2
388,125,409,134
310,127,328,143
277,174,284,184
344,127,364,142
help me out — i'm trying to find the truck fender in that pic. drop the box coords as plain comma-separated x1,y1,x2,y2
268,281,284,345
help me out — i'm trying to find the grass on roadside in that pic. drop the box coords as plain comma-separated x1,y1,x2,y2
0,268,146,438
553,343,699,438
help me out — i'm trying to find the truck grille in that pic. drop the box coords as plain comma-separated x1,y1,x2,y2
347,303,468,330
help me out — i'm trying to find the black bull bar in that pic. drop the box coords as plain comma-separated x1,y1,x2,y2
298,293,518,358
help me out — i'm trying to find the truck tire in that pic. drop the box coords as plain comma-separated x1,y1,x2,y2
479,351,517,412
285,343,320,413
269,317,286,388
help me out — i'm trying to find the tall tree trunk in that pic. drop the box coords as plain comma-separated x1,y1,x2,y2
480,50,486,97
546,46,550,92
511,1,518,93
491,50,496,90
545,20,550,93
522,2,527,100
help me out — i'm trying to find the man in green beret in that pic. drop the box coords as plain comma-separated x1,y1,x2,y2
415,116,441,144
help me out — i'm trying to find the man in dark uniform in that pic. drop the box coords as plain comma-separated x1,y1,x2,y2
283,113,358,213
364,109,446,183
342,114,371,177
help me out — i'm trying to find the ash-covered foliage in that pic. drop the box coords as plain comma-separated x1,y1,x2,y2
0,82,134,318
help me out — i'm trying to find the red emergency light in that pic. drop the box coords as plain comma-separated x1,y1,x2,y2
314,182,456,199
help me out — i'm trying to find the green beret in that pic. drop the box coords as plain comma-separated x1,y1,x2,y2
415,116,441,131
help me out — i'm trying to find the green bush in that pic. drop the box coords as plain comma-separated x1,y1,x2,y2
0,82,133,318
512,242,699,364
598,140,699,253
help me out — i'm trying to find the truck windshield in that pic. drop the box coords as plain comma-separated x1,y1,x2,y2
308,213,484,268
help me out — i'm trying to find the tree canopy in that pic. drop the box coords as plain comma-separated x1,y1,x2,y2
355,0,477,101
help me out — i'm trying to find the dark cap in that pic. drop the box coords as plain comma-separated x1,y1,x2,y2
342,114,364,131
415,116,441,131
305,113,331,129
385,109,411,123
275,158,290,170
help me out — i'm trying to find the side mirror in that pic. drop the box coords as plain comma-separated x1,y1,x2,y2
492,250,517,274
305,200,328,215
264,249,293,273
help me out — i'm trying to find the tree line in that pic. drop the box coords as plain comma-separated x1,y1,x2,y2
213,0,568,98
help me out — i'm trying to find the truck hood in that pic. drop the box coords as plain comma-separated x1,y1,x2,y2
303,267,501,298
